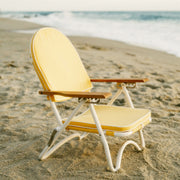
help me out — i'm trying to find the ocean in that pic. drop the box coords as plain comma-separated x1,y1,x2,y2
1,11,180,57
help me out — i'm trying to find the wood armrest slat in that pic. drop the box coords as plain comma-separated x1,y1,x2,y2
90,78,149,83
39,91,111,99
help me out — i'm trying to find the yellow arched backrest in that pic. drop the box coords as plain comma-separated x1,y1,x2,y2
31,28,92,102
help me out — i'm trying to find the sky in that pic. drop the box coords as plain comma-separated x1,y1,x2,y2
1,0,180,11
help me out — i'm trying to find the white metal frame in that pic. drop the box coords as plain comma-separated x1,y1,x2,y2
39,83,149,172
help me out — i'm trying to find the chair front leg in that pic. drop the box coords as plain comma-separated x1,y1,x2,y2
39,99,86,160
39,132,82,160
50,101,63,126
89,103,143,172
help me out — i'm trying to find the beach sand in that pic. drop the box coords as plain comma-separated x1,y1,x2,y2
0,18,180,179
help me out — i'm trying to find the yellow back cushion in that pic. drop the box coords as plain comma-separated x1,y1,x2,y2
31,28,92,102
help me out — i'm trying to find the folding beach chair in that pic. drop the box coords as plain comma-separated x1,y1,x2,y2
31,27,151,172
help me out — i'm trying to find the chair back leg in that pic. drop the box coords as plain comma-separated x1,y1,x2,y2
108,88,123,105
121,84,134,108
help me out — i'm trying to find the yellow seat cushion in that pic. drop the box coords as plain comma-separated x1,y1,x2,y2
64,105,151,136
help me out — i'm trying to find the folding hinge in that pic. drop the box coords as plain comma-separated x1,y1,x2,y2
117,82,136,89
78,97,101,104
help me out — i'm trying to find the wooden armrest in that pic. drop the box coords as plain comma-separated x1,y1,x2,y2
39,91,112,99
90,78,149,83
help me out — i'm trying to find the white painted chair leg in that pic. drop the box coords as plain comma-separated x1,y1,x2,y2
39,133,81,160
114,140,142,171
89,103,144,172
108,88,123,106
139,129,145,148
103,139,142,172
39,145,49,160
50,101,63,126
39,100,86,160
79,132,89,140
121,84,134,108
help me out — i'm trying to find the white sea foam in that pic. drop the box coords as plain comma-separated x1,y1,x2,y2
1,11,180,57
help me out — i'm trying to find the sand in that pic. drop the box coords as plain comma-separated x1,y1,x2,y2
0,17,180,179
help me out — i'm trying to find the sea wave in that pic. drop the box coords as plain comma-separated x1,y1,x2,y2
1,11,180,57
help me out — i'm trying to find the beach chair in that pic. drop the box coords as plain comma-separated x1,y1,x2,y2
31,27,151,172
